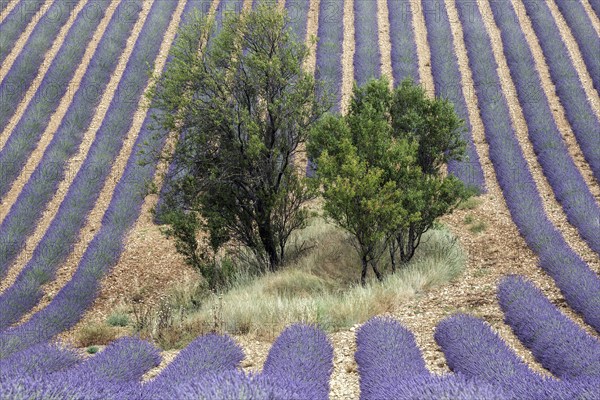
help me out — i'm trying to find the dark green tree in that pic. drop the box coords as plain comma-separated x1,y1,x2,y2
146,5,330,280
309,77,472,284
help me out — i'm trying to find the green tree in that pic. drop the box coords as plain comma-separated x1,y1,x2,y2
309,77,472,284
146,5,330,280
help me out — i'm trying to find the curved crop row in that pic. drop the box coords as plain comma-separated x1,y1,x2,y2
314,0,344,113
354,316,429,399
488,0,600,254
353,0,380,86
284,0,310,43
56,337,161,387
498,275,600,380
0,342,80,380
0,0,179,355
0,0,144,327
0,0,111,200
421,0,485,193
455,0,600,334
141,334,244,397
0,0,79,136
386,0,418,84
520,0,600,182
0,0,46,65
553,0,600,91
590,0,600,17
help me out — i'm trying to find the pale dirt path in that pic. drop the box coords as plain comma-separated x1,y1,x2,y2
340,0,354,114
537,0,600,117
0,0,19,25
0,0,122,223
377,0,393,89
0,0,53,82
2,0,153,303
509,0,600,203
476,0,600,270
581,0,600,39
411,0,434,96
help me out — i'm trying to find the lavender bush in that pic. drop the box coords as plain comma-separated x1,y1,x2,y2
455,0,600,334
552,0,600,91
488,0,600,254
0,0,78,134
520,0,600,181
421,0,485,192
141,334,244,397
0,0,45,64
353,0,380,87
0,342,80,380
0,0,141,285
498,275,600,379
0,0,110,199
0,0,178,330
589,0,600,17
261,324,334,399
355,316,429,399
387,0,419,84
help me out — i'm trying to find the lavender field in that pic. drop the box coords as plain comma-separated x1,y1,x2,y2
0,0,598,398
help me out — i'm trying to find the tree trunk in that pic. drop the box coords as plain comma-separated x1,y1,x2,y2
259,221,279,272
371,260,383,282
389,241,396,273
361,255,368,287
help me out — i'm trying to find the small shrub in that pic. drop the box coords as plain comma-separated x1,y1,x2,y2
106,312,129,327
469,221,487,233
86,346,99,354
76,323,116,347
457,197,482,210
463,214,475,225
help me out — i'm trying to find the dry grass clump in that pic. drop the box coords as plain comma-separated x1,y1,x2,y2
133,217,466,349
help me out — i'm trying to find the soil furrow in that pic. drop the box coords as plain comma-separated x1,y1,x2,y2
581,0,600,37
411,0,434,96
0,0,19,25
377,0,393,88
341,0,354,114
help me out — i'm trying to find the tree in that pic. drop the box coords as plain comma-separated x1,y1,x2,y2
309,77,472,285
146,5,330,279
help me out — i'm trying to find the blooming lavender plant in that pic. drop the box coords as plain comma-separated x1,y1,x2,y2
455,0,600,334
261,324,334,399
552,0,600,91
421,0,485,192
520,0,600,181
589,0,600,17
0,0,46,64
387,0,419,84
0,0,110,199
353,0,381,87
141,333,244,397
488,0,600,254
355,316,429,399
498,275,600,379
0,0,79,134
284,0,310,43
0,342,81,380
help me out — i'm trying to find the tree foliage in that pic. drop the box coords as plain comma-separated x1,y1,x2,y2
146,5,330,283
309,78,472,285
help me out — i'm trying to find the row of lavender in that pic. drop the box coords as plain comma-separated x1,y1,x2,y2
421,0,485,192
520,0,600,182
488,0,600,254
0,0,202,358
453,0,600,333
0,0,46,64
0,0,142,329
2,275,599,398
